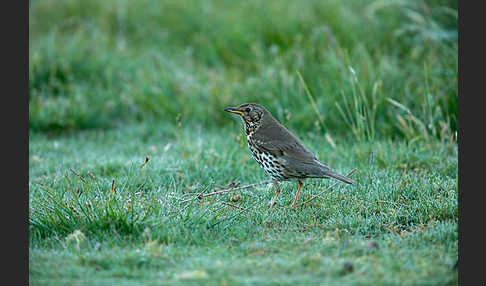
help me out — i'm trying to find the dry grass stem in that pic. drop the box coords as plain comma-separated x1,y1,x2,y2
180,180,272,204
220,201,246,210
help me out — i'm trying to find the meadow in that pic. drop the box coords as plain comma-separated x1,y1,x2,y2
29,0,458,284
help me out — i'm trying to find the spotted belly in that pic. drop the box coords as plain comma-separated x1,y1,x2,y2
246,137,288,180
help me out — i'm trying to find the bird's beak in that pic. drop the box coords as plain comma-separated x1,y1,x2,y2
224,107,244,115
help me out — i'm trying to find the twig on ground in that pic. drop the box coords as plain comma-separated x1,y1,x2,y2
180,180,271,204
212,198,263,230
301,168,357,206
220,201,246,210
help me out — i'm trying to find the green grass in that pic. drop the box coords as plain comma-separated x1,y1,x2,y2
29,0,457,284
29,123,457,285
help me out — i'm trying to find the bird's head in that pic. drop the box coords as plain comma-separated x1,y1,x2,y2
224,103,269,133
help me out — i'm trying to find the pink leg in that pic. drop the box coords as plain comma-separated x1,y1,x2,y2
292,181,304,208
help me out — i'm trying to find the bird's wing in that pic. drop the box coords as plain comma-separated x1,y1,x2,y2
251,124,317,162
251,122,356,184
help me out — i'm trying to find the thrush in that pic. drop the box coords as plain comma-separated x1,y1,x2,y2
224,103,356,208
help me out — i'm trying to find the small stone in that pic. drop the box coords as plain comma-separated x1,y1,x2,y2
367,241,379,250
342,262,354,273
231,194,241,202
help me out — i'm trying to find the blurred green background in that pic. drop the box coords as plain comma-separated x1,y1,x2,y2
29,2,458,283
29,0,457,141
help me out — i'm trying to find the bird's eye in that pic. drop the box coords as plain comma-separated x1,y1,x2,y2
244,107,251,113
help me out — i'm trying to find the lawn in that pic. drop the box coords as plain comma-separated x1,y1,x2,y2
29,0,458,285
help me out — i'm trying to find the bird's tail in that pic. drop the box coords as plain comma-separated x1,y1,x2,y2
325,169,356,184
293,159,357,184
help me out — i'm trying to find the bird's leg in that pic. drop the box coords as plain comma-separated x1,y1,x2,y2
268,180,281,207
292,180,304,208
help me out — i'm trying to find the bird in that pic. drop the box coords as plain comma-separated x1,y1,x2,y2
224,103,356,208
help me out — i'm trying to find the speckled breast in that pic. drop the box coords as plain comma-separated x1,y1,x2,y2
246,134,288,180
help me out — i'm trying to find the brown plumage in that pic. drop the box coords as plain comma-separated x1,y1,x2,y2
224,103,356,208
